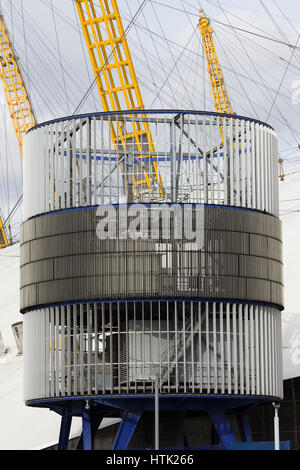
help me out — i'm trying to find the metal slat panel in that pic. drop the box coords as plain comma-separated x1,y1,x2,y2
249,305,255,395
87,303,92,395
198,302,202,393
213,302,217,393
239,304,244,395
259,306,265,396
232,304,238,394
61,306,65,397
183,301,186,393
50,307,55,398
55,307,60,397
44,308,50,398
24,113,279,220
220,303,225,394
24,299,282,400
244,305,250,395
254,306,260,395
66,305,71,396
190,302,195,393
78,304,85,395
205,302,210,393
226,302,231,394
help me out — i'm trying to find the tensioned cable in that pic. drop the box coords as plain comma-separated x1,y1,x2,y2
4,98,9,220
9,1,14,46
177,0,203,109
215,0,275,111
40,0,99,111
20,0,31,98
211,18,300,133
152,0,193,107
212,26,259,117
126,0,165,108
127,31,213,110
4,10,73,117
151,0,300,51
50,0,71,115
128,9,300,109
22,0,298,118
223,33,300,140
258,0,300,121
72,0,149,115
9,2,97,114
130,11,300,79
119,6,211,108
266,35,300,121
149,25,198,109
3,195,23,228
214,22,298,119
144,1,179,107
71,0,98,111
260,0,300,65
215,0,300,148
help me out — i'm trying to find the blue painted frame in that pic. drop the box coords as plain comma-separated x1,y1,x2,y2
112,411,143,450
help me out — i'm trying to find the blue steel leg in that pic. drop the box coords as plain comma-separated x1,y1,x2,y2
77,415,103,450
58,415,72,450
82,410,93,450
112,410,142,450
237,409,253,443
208,411,237,450
211,421,220,445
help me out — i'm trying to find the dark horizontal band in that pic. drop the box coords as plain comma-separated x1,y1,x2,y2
20,205,283,311
27,108,275,134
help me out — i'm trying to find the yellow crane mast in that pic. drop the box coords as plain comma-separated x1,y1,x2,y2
0,216,7,249
0,13,37,157
75,0,164,201
199,9,284,181
199,9,233,115
0,12,37,248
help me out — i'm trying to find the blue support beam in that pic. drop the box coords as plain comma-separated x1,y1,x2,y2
231,441,290,450
77,415,103,450
58,415,72,450
112,411,142,450
208,411,237,450
238,409,253,443
82,410,93,450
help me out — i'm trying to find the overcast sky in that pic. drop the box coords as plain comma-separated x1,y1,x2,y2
0,0,300,237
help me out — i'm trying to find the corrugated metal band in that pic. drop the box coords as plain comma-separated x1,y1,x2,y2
20,205,283,311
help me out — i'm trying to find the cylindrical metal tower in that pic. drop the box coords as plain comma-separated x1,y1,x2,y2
21,111,283,450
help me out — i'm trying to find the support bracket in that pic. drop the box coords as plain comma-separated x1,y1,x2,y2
208,410,237,450
112,410,143,450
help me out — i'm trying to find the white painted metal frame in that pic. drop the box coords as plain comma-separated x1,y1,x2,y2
23,112,279,221
23,300,283,402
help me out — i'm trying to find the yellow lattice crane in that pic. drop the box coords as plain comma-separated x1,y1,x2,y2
0,12,37,248
75,0,164,201
0,14,37,157
199,10,233,115
199,9,284,181
0,216,7,249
